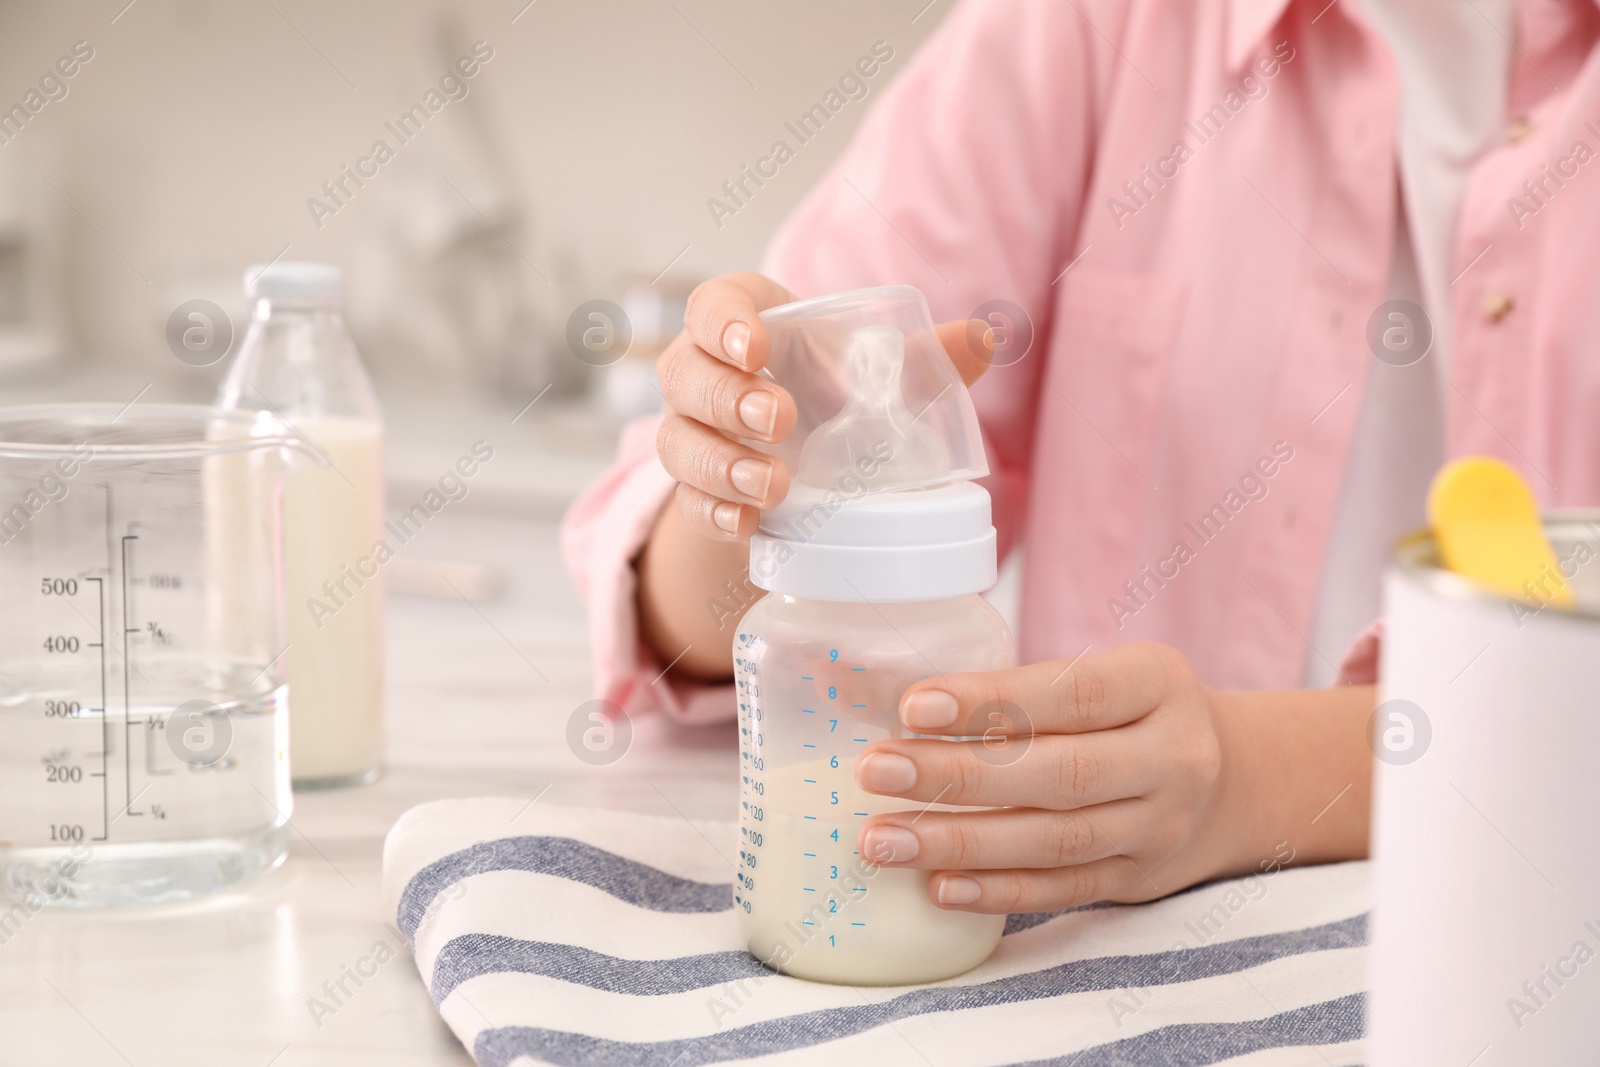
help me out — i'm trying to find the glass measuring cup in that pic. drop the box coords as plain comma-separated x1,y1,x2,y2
0,404,312,906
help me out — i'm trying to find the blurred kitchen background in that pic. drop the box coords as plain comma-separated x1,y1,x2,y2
0,0,946,489
0,12,964,1054
0,0,957,800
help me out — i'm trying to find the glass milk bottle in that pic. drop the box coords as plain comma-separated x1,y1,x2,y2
218,263,385,788
733,289,1010,984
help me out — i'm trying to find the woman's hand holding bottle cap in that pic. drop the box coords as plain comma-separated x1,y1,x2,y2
655,272,995,541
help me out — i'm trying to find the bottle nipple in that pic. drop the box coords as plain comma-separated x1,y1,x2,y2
796,326,951,489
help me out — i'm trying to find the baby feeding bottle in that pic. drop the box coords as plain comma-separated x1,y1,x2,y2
733,286,1012,985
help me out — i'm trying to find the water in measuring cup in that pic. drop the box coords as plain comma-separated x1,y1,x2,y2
735,636,1004,985
0,656,290,907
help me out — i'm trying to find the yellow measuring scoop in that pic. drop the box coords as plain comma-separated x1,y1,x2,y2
1428,457,1572,607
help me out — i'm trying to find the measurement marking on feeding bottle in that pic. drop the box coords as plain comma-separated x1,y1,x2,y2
735,629,1003,979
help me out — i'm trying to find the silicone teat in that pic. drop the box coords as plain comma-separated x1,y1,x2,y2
796,326,951,490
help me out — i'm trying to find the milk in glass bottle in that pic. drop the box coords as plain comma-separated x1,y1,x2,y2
218,263,385,788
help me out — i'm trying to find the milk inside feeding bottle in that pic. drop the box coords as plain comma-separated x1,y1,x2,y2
217,263,385,788
733,286,1011,985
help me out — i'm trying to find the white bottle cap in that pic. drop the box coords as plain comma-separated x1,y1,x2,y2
244,262,344,304
749,481,997,603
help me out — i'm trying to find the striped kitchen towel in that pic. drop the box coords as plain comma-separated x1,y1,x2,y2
383,798,1369,1067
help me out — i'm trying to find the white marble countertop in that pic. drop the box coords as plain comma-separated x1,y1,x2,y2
0,506,738,1065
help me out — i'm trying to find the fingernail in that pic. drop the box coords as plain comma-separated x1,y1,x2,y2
856,752,916,793
901,689,959,730
722,321,751,367
729,458,772,500
738,390,777,436
936,875,982,906
712,502,742,535
982,326,997,354
861,825,919,865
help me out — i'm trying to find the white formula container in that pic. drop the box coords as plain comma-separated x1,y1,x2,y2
1370,514,1600,1065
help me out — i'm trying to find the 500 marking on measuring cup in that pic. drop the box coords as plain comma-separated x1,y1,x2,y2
40,577,82,655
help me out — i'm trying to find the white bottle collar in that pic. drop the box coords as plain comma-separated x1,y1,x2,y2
748,481,997,603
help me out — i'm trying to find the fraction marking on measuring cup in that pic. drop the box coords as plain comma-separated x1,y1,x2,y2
121,531,145,818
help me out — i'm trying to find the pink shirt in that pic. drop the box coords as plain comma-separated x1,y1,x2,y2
562,0,1600,724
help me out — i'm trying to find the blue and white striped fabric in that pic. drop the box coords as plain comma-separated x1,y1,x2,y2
382,799,1369,1066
